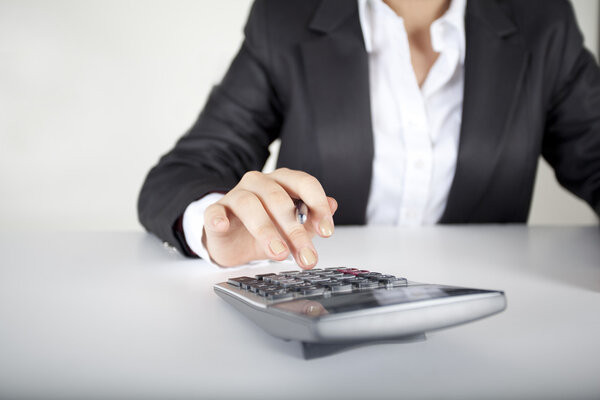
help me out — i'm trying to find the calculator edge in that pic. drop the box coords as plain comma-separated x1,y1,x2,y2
214,283,506,343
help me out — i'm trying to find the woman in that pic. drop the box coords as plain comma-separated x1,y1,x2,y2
138,0,600,268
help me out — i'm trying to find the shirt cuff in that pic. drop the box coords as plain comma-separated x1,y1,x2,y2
182,193,225,267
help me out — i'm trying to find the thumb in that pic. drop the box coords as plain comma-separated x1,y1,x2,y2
204,203,230,235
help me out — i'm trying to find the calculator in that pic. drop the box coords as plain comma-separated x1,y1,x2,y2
214,267,506,356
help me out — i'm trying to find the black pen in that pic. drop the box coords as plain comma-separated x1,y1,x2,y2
294,199,308,225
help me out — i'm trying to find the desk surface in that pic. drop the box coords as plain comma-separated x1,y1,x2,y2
0,226,599,399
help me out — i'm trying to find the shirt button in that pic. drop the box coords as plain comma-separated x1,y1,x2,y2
414,159,425,169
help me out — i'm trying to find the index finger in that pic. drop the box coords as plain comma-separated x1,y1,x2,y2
268,168,334,238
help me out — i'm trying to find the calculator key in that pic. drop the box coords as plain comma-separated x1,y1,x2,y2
280,279,305,288
280,270,301,277
298,286,325,296
255,273,277,281
330,283,354,293
248,281,266,288
271,277,295,285
255,283,272,290
288,282,312,292
336,268,356,274
304,278,331,285
241,279,261,290
358,272,382,279
266,290,294,301
317,271,334,276
262,287,283,295
377,275,397,282
319,281,342,288
251,282,272,292
342,270,363,276
345,277,366,284
227,276,255,288
258,287,280,296
356,280,381,290
249,285,265,294
272,278,292,284
387,278,408,287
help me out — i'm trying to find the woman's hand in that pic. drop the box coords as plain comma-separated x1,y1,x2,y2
203,168,337,269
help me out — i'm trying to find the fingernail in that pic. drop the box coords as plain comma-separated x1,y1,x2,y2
269,239,286,255
299,247,317,267
319,217,334,237
306,304,320,316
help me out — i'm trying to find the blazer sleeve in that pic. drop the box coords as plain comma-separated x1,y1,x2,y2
541,1,600,218
137,0,283,254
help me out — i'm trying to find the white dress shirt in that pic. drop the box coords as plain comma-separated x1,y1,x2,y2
183,0,466,261
361,0,465,225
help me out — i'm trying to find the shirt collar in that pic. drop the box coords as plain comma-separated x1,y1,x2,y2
358,0,466,64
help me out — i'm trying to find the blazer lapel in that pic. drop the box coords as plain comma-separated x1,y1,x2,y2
301,0,373,224
441,1,530,223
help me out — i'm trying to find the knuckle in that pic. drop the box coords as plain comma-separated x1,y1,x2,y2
255,223,275,240
275,167,290,174
299,174,320,190
266,189,292,208
287,225,308,244
233,190,258,210
241,170,262,183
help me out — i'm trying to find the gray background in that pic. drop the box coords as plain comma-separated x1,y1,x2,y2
0,0,598,232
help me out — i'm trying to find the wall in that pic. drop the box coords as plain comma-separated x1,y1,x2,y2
0,0,253,231
0,0,598,232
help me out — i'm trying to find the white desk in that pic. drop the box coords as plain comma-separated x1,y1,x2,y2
0,226,599,399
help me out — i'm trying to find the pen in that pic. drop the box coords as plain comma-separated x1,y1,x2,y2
294,199,308,225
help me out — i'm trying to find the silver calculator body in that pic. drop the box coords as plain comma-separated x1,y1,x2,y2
214,267,506,344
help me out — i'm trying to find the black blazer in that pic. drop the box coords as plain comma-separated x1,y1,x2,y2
138,0,600,255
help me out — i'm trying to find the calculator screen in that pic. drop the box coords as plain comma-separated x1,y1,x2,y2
272,285,492,317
